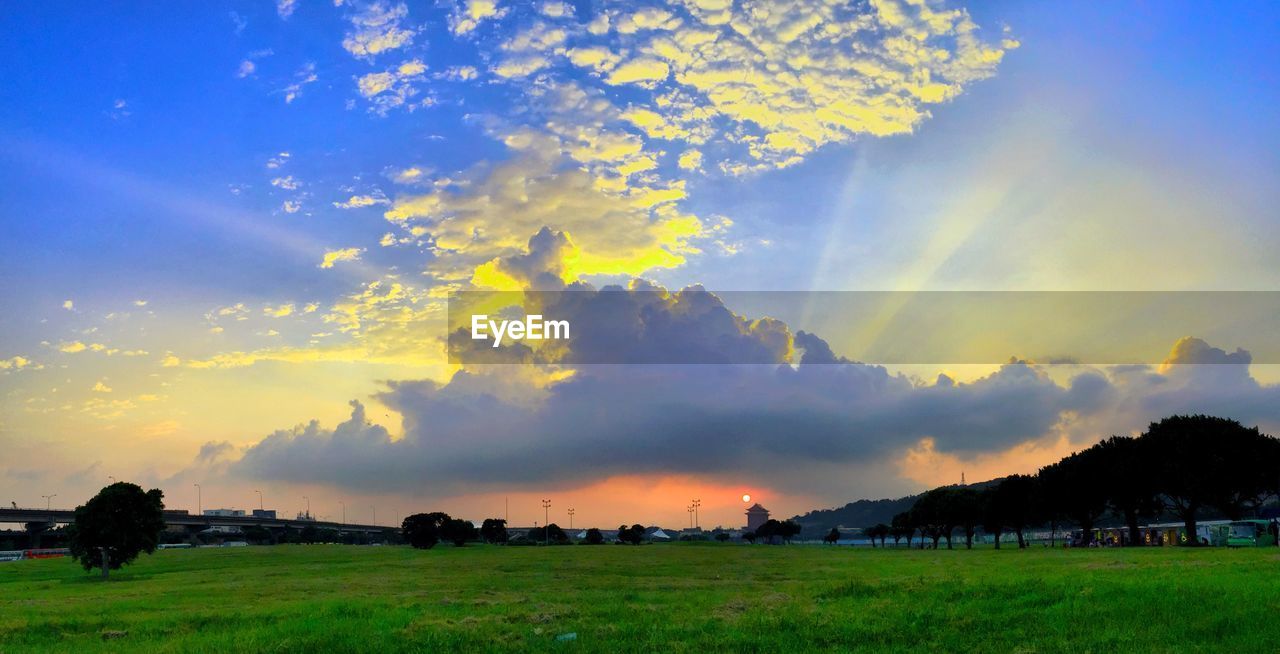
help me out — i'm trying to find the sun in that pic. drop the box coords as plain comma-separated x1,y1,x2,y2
741,493,751,503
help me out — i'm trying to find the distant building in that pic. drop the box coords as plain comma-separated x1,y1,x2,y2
745,503,770,531
252,509,276,519
203,509,244,517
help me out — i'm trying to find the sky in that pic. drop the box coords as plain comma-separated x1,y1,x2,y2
1,0,1279,530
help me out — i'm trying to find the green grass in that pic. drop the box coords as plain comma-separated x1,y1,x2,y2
3,543,1280,652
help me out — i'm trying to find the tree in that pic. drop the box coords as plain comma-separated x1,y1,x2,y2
1039,449,1107,546
480,518,509,544
1201,420,1280,520
910,489,955,549
780,520,802,544
714,532,731,542
988,475,1039,548
441,518,477,546
299,524,320,544
906,498,942,549
243,526,274,545
584,528,605,544
403,512,450,549
824,527,840,545
1092,436,1160,546
1143,415,1280,545
67,482,166,580
862,523,889,547
980,489,1004,550
890,512,914,548
617,524,644,545
528,523,568,544
941,488,982,549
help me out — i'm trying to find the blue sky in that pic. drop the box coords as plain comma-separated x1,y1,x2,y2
1,0,1278,526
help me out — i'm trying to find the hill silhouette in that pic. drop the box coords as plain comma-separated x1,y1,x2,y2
791,478,1005,539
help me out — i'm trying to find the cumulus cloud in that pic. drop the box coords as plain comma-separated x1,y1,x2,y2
383,137,705,283
319,247,365,269
0,355,34,371
195,265,1280,500
220,284,1159,496
450,0,504,35
481,0,1016,173
342,1,415,58
356,59,430,115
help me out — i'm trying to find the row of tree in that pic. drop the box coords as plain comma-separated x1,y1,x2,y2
401,514,623,548
870,415,1280,549
746,519,802,544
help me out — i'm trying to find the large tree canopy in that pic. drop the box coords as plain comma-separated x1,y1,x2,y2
67,482,166,580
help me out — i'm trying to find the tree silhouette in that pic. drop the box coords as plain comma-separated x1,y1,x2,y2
441,518,477,546
617,524,644,545
1144,415,1279,545
890,512,914,548
67,482,166,580
480,518,509,544
1091,436,1160,545
1039,449,1107,546
402,512,450,549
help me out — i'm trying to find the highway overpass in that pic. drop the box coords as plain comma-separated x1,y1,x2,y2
0,508,388,534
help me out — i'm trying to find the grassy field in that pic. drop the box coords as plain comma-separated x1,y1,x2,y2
2,543,1279,652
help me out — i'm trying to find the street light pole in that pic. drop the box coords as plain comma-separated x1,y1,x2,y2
339,501,346,525
42,494,56,510
541,499,551,544
692,499,702,529
371,506,376,526
193,484,201,515
687,505,694,529
255,490,263,511
303,496,310,519
567,508,575,531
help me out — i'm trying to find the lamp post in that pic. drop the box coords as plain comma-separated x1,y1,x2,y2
303,496,310,519
371,506,376,526
339,501,346,525
567,508,575,531
194,484,201,515
42,494,56,510
687,505,695,529
541,499,551,544
255,490,263,511
691,499,702,529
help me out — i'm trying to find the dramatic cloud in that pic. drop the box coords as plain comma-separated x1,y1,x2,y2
486,0,1017,172
383,143,705,284
215,285,1280,497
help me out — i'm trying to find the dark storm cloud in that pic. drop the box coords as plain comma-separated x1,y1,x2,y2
226,284,1131,495
219,284,1280,497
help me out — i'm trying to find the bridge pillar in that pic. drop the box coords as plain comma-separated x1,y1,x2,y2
24,521,51,549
